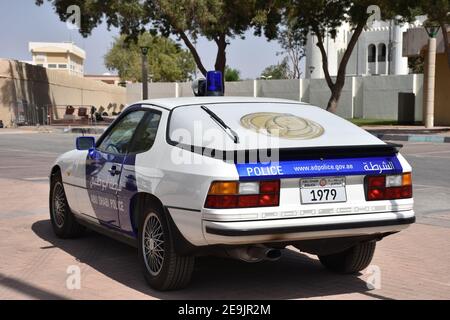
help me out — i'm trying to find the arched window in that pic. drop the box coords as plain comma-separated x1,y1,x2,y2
368,44,376,63
378,43,387,62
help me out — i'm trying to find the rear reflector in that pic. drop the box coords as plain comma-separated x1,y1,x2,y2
366,173,412,201
205,180,280,209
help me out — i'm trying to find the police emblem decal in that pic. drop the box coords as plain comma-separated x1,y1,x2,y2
240,112,324,140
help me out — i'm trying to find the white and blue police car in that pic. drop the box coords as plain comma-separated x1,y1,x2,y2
49,71,414,290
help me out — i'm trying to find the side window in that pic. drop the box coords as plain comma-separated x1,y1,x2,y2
128,111,162,154
97,110,146,155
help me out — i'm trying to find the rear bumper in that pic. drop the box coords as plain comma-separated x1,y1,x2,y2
203,210,415,245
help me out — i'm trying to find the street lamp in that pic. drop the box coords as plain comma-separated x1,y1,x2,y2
309,66,315,75
140,46,150,100
423,21,441,128
424,21,441,38
260,75,272,80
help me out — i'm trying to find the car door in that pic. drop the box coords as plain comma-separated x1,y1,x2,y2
85,109,147,226
115,109,162,235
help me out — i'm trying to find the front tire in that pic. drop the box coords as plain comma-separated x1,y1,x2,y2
318,241,376,274
49,173,85,238
138,206,195,291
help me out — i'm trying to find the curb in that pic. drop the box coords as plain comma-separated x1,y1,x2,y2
56,127,107,135
371,133,450,143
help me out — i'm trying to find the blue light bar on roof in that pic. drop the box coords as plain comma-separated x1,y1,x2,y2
206,71,224,96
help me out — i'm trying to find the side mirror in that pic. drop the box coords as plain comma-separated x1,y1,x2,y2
76,136,95,150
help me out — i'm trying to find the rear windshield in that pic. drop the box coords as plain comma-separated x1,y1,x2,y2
168,102,382,151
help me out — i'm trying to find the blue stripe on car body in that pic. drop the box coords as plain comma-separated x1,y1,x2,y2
236,156,403,180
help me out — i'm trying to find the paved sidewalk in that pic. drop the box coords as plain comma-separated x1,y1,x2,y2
0,178,449,300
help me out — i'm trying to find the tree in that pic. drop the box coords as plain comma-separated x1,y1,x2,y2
224,66,241,81
408,56,425,73
105,33,195,82
36,0,281,87
285,0,416,113
260,57,290,79
276,18,305,79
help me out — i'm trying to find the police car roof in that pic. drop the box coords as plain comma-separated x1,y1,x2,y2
134,96,305,110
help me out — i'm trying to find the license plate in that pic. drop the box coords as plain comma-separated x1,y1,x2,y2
300,177,347,204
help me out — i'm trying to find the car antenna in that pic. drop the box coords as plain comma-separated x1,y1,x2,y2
201,105,239,144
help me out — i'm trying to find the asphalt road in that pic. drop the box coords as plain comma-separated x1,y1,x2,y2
0,132,449,226
1,131,450,299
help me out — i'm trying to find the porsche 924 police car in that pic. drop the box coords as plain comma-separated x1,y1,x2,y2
49,79,414,291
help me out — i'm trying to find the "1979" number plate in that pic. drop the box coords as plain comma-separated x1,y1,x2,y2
300,177,347,204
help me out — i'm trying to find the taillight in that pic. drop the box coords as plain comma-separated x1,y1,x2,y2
205,180,280,209
366,173,412,201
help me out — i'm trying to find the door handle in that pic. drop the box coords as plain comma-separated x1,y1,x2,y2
108,165,121,176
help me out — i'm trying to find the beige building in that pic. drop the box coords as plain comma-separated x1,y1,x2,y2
28,42,85,77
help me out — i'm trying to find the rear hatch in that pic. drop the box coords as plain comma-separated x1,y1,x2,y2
169,102,411,218
168,102,384,152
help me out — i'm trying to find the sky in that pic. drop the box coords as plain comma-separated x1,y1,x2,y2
0,0,284,79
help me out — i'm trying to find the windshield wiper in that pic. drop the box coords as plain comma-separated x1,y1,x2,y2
201,105,240,144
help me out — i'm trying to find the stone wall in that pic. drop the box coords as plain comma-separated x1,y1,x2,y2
0,59,126,126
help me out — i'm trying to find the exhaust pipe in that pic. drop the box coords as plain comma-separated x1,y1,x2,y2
224,245,282,263
251,246,282,261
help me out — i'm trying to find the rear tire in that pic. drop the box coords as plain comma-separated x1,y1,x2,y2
138,206,195,291
318,241,376,274
49,172,85,238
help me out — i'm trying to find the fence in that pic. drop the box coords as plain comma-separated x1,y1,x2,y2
9,100,41,126
127,74,424,121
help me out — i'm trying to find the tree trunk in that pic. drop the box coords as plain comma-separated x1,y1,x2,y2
315,21,365,113
178,30,207,77
327,87,342,113
314,31,334,89
214,34,227,90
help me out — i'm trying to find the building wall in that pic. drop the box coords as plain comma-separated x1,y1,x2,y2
126,75,423,121
0,59,126,127
433,54,450,126
308,77,354,118
177,82,195,98
362,74,422,119
69,53,84,76
256,79,301,101
31,51,84,77
44,52,68,64
225,80,255,97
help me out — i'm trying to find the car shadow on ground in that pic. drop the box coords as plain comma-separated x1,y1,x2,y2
32,219,387,300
